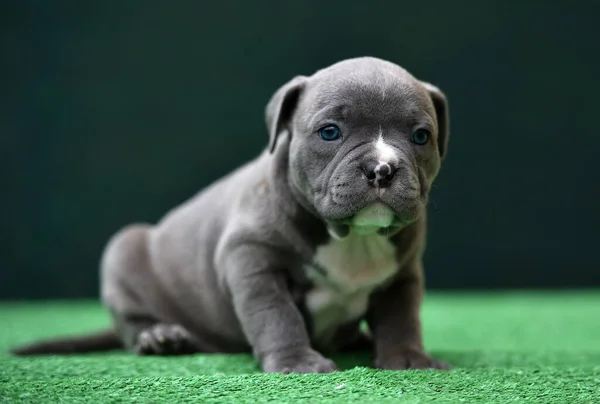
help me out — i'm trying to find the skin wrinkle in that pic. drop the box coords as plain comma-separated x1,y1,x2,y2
307,105,350,131
312,140,370,215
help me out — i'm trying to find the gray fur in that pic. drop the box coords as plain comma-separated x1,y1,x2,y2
12,57,450,373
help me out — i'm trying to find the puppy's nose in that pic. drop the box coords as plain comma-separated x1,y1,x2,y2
361,160,398,188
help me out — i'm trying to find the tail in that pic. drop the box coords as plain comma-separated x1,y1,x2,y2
11,329,123,356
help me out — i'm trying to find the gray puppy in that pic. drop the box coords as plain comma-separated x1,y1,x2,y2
13,57,450,373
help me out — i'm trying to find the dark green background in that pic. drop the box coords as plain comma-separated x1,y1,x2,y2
2,1,598,299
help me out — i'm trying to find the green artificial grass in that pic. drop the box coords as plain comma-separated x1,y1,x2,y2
1,292,599,403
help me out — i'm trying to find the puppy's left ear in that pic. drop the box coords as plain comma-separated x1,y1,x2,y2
265,75,307,154
421,82,450,159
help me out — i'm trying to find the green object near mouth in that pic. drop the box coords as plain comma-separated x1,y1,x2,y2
351,203,395,231
2,292,600,403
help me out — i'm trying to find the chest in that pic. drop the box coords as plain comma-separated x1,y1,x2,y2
304,233,398,343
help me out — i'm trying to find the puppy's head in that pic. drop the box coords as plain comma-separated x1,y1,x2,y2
266,57,449,237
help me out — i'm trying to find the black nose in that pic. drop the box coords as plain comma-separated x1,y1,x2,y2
361,160,398,188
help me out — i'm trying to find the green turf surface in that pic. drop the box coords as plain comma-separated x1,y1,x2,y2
1,292,599,403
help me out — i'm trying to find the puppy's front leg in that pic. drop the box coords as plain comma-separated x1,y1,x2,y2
367,260,450,370
223,246,337,374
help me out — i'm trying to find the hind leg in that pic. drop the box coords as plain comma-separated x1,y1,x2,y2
100,224,201,356
112,311,200,355
332,320,373,353
136,323,197,355
341,329,373,352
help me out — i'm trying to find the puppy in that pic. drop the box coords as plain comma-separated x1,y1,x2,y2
12,57,451,373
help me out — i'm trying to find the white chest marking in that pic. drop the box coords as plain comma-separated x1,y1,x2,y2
305,232,398,343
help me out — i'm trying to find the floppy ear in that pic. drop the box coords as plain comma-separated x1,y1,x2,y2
421,82,450,159
265,75,307,154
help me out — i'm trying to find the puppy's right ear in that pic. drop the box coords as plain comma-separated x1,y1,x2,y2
421,81,450,160
265,75,307,154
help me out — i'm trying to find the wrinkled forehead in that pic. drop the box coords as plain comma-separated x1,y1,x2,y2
299,70,436,128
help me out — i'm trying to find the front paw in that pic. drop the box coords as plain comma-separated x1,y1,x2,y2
375,348,451,370
262,348,338,374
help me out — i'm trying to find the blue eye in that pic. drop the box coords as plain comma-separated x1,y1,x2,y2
318,125,341,141
411,129,430,145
